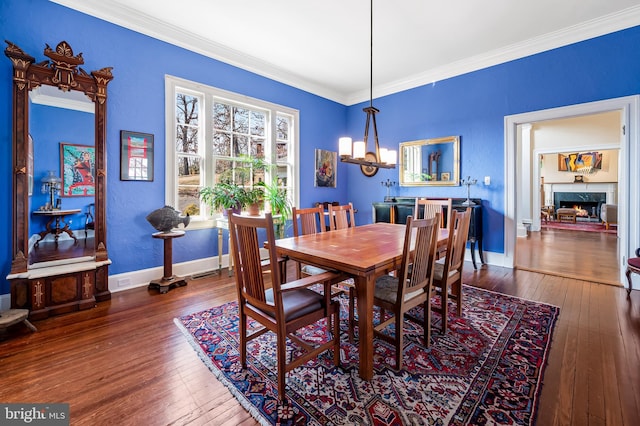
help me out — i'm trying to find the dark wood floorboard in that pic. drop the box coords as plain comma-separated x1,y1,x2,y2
2,237,639,425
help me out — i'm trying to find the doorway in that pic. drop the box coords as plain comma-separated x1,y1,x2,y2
504,96,640,286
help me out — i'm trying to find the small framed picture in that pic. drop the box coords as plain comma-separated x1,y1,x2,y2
120,130,154,181
440,172,450,181
314,149,337,188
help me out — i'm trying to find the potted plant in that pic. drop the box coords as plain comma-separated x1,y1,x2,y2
257,179,292,238
200,155,276,216
199,182,244,215
242,186,264,216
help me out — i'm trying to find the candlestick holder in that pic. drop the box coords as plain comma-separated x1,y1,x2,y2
461,176,477,206
381,178,396,198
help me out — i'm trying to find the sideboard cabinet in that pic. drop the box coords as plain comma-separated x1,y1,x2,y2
373,196,484,269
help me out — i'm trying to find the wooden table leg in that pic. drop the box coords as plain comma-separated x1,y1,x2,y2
356,275,375,380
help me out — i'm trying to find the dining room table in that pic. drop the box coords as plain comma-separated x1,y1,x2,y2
273,222,448,380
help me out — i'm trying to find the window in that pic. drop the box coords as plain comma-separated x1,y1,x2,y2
165,76,299,228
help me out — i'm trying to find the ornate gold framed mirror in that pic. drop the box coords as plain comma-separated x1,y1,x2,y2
399,136,460,187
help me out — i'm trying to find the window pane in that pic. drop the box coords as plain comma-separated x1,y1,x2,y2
276,165,288,187
176,94,199,125
253,169,265,186
233,107,249,133
277,115,289,140
276,143,288,162
234,158,252,186
250,139,265,158
215,159,233,183
176,125,198,153
233,135,249,156
250,110,265,136
177,156,201,215
213,103,231,131
213,132,231,156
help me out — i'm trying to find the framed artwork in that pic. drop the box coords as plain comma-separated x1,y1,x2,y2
120,130,154,181
440,172,450,181
558,152,602,172
60,143,95,197
314,149,337,188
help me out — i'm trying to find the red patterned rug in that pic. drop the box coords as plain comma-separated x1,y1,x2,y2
175,285,559,425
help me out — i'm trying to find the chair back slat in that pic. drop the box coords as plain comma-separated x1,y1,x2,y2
414,198,452,229
328,202,356,230
292,206,325,237
400,214,439,299
443,208,472,274
228,212,281,311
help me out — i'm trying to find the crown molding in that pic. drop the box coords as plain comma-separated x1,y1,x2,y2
52,1,640,106
50,0,347,103
345,5,640,105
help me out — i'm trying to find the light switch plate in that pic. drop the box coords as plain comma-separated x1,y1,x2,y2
484,176,491,185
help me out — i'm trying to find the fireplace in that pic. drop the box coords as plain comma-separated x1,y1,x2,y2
553,192,606,219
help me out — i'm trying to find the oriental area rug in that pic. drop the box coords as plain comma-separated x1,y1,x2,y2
175,285,559,425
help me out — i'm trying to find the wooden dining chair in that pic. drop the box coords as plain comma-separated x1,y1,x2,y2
328,202,356,230
326,203,360,338
227,211,342,403
292,206,326,278
432,208,472,333
414,198,452,229
293,206,355,338
415,198,452,259
373,214,440,369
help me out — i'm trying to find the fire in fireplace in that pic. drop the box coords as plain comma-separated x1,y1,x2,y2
553,192,606,219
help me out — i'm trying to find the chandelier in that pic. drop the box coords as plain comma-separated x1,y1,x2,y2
338,0,396,176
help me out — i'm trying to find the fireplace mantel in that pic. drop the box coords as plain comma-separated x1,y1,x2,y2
544,182,617,205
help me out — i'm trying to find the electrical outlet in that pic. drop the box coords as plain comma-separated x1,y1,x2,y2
484,176,491,185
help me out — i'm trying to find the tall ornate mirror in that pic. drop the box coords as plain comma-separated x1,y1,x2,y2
5,41,113,318
399,136,460,186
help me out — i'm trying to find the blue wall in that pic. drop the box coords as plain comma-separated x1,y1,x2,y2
344,30,640,255
2,0,640,295
0,0,347,294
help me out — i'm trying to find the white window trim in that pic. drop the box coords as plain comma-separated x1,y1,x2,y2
165,75,300,230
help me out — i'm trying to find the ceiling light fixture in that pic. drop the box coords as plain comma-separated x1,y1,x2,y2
338,0,396,177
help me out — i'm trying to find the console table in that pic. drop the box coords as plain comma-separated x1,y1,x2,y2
373,196,485,269
32,209,81,246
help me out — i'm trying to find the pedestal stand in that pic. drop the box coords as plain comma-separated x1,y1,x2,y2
148,230,187,294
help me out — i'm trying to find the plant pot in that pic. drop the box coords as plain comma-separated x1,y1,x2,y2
247,202,260,216
222,203,242,216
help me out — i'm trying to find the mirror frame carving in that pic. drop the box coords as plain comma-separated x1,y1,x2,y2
399,136,460,187
5,41,113,299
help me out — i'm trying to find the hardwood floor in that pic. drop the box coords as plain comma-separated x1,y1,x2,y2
1,258,638,425
516,227,621,286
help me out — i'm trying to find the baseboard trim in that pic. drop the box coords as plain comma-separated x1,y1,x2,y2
108,254,225,293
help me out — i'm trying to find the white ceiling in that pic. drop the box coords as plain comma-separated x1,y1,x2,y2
52,0,640,105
